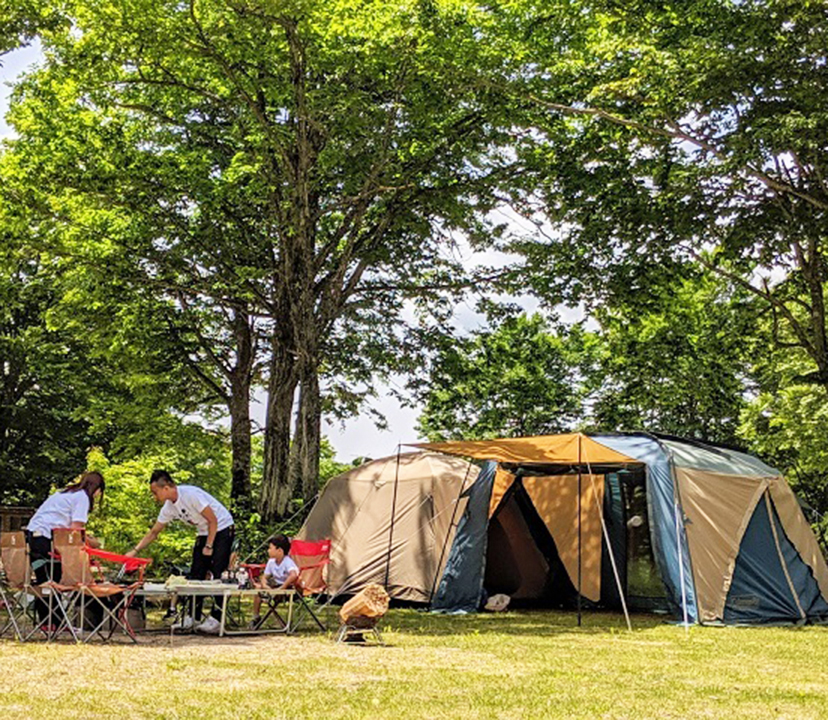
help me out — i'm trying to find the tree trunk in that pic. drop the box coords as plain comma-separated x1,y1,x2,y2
228,310,254,507
260,328,298,522
290,365,322,509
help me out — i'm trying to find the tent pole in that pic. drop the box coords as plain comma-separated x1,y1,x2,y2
428,460,474,605
675,502,689,634
384,444,402,591
577,434,582,628
586,472,632,631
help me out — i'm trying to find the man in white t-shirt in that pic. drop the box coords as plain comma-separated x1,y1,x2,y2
126,469,234,634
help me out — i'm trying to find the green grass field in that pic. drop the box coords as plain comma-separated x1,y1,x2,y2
2,610,827,719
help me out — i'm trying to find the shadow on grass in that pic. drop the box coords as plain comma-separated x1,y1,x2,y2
381,608,671,637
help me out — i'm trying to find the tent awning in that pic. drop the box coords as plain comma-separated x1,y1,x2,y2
411,433,639,466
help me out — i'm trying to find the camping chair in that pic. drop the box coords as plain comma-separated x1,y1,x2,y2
289,538,331,632
239,538,330,633
237,563,293,632
50,529,150,643
0,532,34,641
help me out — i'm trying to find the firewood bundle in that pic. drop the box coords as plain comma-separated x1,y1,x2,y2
339,583,390,623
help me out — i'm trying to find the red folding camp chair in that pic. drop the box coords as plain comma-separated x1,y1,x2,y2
291,538,331,597
289,538,331,631
240,538,330,632
49,529,151,642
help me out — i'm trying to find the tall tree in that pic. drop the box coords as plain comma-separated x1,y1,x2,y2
415,314,588,440
497,0,828,392
587,268,755,445
0,224,91,503
7,0,514,520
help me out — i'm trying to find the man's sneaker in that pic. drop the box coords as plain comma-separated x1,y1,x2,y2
171,615,194,631
195,615,221,635
247,616,262,630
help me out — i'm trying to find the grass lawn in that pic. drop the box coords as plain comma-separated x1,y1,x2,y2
1,609,827,719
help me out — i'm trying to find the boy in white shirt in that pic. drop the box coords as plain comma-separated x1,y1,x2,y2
249,534,299,629
126,470,234,634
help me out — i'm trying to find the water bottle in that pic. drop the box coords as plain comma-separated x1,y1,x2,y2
237,567,248,589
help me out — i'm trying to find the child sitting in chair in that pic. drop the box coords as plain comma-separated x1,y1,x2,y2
249,534,299,628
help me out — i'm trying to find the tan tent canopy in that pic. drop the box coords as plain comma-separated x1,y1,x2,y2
413,433,640,467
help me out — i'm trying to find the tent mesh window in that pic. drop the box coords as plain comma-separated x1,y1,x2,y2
622,473,667,609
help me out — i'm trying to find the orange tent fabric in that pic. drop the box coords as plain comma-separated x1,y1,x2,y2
522,474,605,602
413,433,639,466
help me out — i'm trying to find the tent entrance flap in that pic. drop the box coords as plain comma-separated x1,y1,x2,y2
482,467,666,611
485,481,577,607
725,491,828,623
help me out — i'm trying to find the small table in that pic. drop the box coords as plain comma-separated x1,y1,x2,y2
137,582,297,638
214,587,296,637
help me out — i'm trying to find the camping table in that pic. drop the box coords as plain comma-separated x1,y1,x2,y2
161,583,297,638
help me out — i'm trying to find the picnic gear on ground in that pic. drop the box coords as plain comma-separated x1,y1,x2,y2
336,583,389,645
414,432,828,626
339,583,389,623
484,593,510,612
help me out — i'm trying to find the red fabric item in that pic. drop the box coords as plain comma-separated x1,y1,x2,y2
84,546,151,573
241,563,265,580
291,538,331,556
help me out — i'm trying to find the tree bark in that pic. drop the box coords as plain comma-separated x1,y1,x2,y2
228,309,254,507
260,325,298,522
290,364,322,509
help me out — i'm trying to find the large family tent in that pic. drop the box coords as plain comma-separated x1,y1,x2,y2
296,451,479,603
415,433,828,625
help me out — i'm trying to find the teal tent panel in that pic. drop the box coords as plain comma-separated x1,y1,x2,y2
432,462,496,612
662,438,779,477
594,435,697,622
725,496,828,623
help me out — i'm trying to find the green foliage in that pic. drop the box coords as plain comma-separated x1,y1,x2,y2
0,220,93,503
229,435,348,562
415,314,588,440
0,0,62,58
589,267,755,444
739,338,828,526
505,0,828,388
319,437,350,487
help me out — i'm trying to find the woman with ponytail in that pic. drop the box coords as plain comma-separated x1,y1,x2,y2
26,472,106,627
